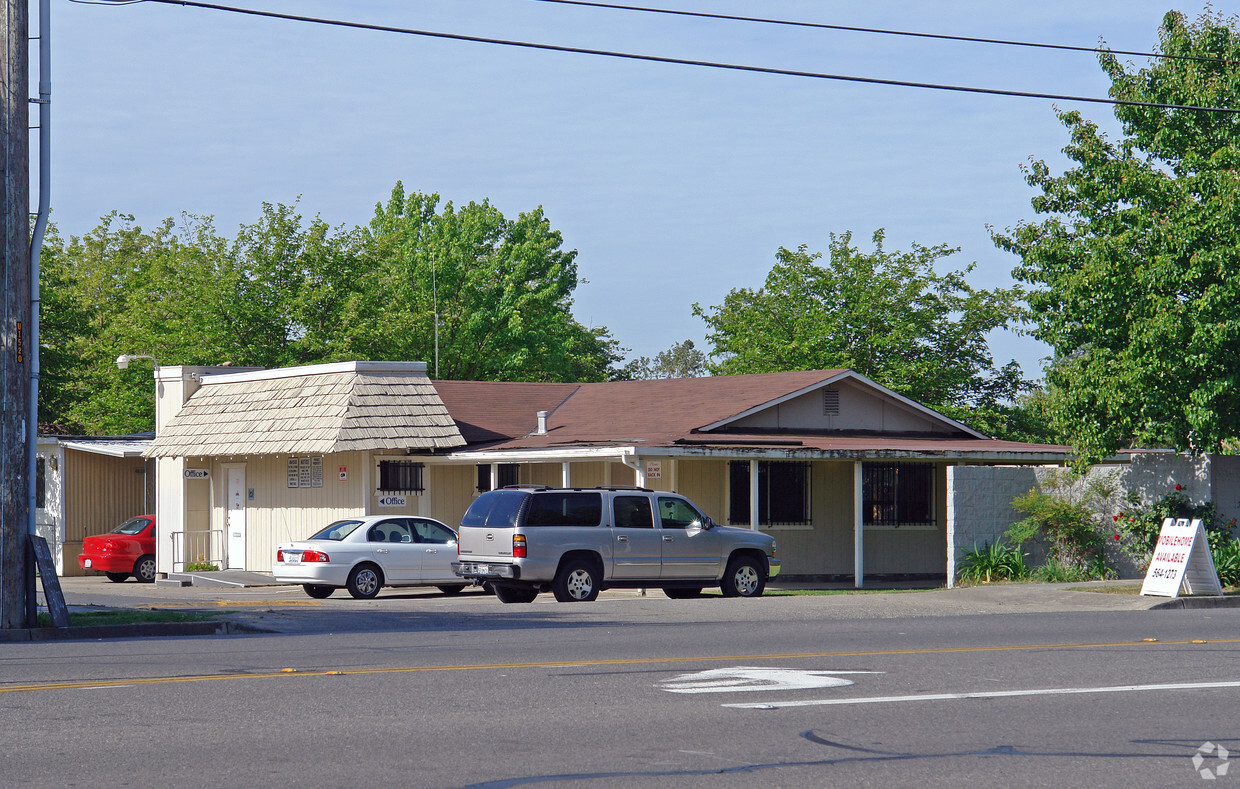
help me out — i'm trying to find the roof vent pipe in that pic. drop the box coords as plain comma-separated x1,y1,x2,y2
536,411,548,435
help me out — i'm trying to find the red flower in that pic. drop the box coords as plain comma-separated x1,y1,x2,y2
1113,515,1119,521
1114,534,1121,541
1175,484,1182,490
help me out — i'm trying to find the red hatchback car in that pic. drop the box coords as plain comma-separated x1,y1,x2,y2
78,515,157,583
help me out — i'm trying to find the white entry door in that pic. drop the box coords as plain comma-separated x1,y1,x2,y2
226,466,246,569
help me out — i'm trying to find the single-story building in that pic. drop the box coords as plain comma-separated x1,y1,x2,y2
141,361,1099,584
35,434,155,576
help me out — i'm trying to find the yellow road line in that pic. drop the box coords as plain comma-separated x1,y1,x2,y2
3,637,1233,694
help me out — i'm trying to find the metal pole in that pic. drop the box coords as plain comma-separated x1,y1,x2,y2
26,0,49,627
0,0,30,629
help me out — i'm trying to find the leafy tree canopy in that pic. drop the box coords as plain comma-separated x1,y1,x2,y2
693,230,1030,435
618,339,708,380
993,9,1240,462
40,183,624,434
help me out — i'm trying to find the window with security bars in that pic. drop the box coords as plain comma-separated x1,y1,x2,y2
378,460,425,492
476,463,520,492
863,462,934,526
727,460,811,526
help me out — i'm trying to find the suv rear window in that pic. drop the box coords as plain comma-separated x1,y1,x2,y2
525,492,602,527
460,490,528,528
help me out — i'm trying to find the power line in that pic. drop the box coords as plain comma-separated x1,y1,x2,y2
78,0,1240,114
529,0,1234,66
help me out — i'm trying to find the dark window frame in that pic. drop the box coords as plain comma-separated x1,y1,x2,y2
862,462,935,527
378,460,425,493
727,460,811,526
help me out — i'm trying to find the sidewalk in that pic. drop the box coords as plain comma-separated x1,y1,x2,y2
3,576,1235,642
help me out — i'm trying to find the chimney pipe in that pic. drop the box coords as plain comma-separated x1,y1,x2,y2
536,411,548,435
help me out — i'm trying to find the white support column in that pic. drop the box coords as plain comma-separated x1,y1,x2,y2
946,464,957,589
749,459,759,531
561,461,571,488
854,461,864,589
490,463,498,491
669,458,678,493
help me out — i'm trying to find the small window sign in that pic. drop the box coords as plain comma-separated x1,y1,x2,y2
377,495,408,508
184,469,210,480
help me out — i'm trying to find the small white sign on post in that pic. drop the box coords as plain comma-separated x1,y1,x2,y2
646,461,662,480
1140,518,1224,597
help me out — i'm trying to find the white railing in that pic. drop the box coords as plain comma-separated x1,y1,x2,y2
171,530,224,572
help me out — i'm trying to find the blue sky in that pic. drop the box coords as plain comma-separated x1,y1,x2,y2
47,1,1203,379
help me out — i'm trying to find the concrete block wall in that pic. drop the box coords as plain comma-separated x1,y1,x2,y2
947,453,1239,586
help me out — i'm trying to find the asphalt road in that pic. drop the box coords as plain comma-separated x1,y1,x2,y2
2,580,1237,788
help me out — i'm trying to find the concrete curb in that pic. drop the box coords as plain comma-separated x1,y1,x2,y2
0,619,271,643
1148,595,1240,610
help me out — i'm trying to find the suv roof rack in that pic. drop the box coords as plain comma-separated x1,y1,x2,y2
591,485,653,492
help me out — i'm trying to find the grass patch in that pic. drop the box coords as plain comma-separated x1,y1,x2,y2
1066,584,1142,595
36,609,221,628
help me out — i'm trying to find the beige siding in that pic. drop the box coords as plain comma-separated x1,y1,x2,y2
671,459,728,522
862,463,947,575
63,451,154,577
429,464,477,528
207,452,369,572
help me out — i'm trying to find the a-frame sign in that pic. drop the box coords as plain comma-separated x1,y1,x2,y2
1139,518,1224,597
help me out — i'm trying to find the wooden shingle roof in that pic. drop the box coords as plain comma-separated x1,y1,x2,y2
144,364,464,458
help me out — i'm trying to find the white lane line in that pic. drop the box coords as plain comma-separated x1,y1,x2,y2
661,667,883,694
724,679,1240,709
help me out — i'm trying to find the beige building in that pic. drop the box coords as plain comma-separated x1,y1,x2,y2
141,361,1083,585
35,435,155,576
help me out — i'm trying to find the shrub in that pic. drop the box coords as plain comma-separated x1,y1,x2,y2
957,542,1028,584
1006,484,1109,579
1212,539,1240,588
185,562,218,572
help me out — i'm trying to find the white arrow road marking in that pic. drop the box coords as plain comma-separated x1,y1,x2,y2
660,667,883,694
724,679,1240,708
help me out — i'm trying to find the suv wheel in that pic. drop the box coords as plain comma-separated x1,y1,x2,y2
553,558,601,602
721,555,765,598
663,587,703,599
494,584,539,604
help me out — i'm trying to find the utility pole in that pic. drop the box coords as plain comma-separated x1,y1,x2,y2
0,0,30,629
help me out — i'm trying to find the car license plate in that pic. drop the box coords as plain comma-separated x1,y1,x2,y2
474,564,489,574
285,553,301,565
84,558,92,568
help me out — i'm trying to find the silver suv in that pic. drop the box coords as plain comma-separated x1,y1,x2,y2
453,486,780,603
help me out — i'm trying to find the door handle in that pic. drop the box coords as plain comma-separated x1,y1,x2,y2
376,548,389,554
425,549,438,554
663,536,674,542
616,535,629,543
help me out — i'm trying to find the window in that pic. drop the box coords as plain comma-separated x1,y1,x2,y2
863,463,934,527
412,519,456,544
368,520,413,543
613,496,654,529
36,456,46,509
525,492,602,527
476,463,520,492
658,496,706,530
378,460,424,492
728,461,811,526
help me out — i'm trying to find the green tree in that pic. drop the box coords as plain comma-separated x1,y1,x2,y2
337,182,621,381
693,230,1028,432
994,10,1240,462
619,339,708,380
38,184,624,433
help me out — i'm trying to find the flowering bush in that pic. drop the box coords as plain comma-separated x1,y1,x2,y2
1112,489,1224,565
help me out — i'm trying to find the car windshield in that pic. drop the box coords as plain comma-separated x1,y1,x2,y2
308,520,364,541
110,517,151,536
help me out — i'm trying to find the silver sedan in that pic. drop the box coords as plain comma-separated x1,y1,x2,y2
273,515,467,599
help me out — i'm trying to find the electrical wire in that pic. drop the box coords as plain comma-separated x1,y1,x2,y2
529,0,1234,65
73,0,1240,114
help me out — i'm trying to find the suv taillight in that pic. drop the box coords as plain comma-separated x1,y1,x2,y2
513,534,527,558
